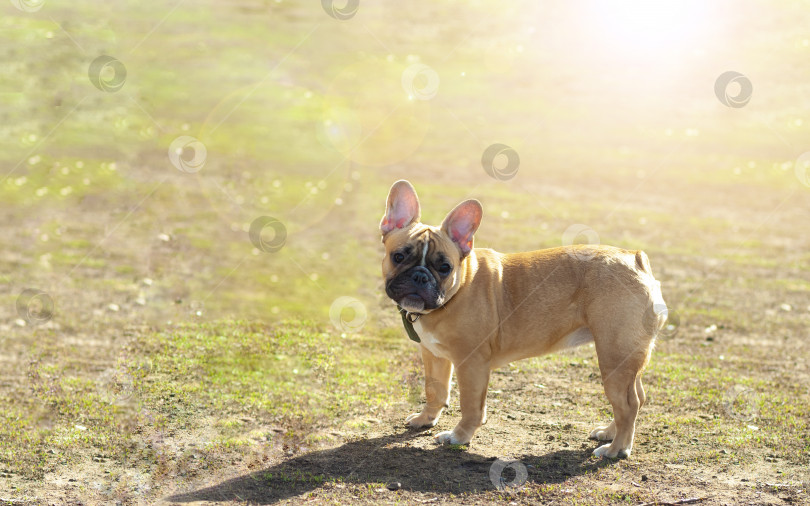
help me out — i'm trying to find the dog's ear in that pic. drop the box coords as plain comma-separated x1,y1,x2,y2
441,199,482,257
380,180,421,237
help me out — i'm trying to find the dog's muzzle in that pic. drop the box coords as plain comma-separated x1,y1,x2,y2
386,265,443,313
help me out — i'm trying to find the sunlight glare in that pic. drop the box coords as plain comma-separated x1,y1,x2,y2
582,1,713,65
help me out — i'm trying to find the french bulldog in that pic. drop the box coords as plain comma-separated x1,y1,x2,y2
380,180,667,458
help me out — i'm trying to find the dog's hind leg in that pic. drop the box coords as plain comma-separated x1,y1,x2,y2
588,420,616,442
591,329,653,459
636,374,646,409
593,370,643,458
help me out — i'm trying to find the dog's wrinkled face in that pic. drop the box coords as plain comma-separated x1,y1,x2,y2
383,225,459,313
380,180,482,314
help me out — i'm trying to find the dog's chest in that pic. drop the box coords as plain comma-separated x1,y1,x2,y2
413,321,452,360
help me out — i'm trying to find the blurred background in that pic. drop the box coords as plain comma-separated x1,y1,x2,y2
2,0,809,330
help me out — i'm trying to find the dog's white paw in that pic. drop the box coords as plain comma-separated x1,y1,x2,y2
592,443,630,459
405,412,437,428
434,430,469,445
588,423,616,442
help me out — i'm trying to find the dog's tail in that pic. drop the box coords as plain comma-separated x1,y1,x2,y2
636,250,668,336
635,250,652,274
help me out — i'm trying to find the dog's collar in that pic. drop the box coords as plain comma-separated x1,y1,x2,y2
397,305,421,343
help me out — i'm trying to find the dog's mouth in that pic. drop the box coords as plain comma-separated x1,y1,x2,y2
398,294,425,313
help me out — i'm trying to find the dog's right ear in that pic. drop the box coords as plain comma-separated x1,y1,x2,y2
380,180,421,237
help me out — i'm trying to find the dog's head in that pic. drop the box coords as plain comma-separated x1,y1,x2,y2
380,180,482,314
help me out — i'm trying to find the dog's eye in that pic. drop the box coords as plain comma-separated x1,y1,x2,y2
438,263,452,275
392,252,405,264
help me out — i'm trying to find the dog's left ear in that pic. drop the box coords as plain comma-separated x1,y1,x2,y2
441,199,483,257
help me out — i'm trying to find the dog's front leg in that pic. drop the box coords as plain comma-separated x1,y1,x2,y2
405,346,453,428
435,358,490,445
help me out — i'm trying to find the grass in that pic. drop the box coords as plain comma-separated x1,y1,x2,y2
2,320,414,479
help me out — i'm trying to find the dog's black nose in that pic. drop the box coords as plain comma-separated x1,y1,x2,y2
411,269,430,286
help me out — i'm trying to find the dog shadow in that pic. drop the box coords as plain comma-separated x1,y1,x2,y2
164,429,617,504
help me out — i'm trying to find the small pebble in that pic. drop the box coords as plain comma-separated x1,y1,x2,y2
387,482,401,491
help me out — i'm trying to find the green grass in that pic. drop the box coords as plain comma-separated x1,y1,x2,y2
1,319,416,480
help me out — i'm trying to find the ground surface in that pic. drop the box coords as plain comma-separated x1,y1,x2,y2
1,0,810,505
